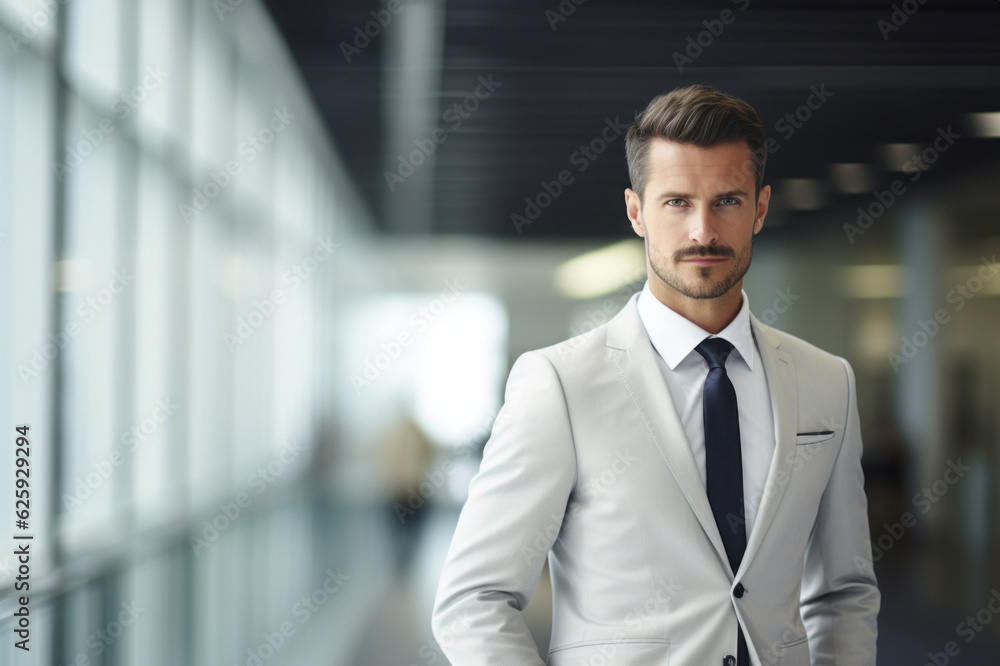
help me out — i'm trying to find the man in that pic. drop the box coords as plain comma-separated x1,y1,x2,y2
432,84,880,665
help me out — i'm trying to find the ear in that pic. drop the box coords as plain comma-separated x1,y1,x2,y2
753,184,771,235
625,188,645,237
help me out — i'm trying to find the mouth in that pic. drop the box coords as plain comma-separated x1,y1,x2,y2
680,256,729,266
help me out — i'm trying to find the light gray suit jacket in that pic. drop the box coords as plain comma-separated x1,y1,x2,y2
432,293,880,665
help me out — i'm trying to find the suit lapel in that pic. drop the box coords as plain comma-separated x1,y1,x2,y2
736,314,798,579
607,295,731,570
607,296,800,580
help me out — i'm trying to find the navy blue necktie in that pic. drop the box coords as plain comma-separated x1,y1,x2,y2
695,337,750,666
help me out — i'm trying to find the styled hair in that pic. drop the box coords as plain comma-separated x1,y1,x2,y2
625,84,766,202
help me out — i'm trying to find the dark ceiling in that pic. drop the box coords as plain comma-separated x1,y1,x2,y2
260,0,1000,239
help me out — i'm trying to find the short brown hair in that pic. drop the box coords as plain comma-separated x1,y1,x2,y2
625,84,766,203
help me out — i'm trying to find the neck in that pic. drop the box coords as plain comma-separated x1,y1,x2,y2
649,279,743,335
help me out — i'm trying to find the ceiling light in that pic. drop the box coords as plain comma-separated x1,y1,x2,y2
966,112,1000,138
840,264,906,299
879,143,921,171
829,163,874,194
779,178,826,211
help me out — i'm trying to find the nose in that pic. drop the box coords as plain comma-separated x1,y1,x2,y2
688,206,720,246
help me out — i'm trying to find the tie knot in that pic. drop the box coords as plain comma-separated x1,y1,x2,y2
695,337,734,370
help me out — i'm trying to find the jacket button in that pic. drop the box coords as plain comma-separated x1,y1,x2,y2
724,656,736,666
733,582,745,598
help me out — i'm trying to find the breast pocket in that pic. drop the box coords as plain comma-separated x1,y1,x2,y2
795,430,836,445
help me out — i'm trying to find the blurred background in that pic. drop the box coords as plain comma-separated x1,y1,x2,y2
1,0,999,664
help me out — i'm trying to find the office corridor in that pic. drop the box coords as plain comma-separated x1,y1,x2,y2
2,1,1000,663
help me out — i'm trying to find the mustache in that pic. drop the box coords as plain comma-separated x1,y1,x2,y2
674,245,735,261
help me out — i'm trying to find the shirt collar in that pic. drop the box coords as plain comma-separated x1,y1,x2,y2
636,280,755,371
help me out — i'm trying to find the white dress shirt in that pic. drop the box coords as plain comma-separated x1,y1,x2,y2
636,280,775,539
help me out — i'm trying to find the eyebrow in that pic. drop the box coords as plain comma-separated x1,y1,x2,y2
656,189,751,200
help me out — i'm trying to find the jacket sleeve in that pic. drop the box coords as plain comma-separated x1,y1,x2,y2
432,350,577,665
799,357,881,664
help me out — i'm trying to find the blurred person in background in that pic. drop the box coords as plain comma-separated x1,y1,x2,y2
432,84,879,665
374,408,435,577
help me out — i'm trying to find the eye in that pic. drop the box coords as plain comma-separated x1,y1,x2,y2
665,199,686,207
718,197,741,206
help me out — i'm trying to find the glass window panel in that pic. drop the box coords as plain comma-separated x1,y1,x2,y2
64,0,122,97
232,70,276,206
270,234,314,457
1,36,57,582
0,43,10,566
273,128,313,236
132,155,178,524
192,530,243,666
59,91,125,548
57,582,103,665
119,556,168,666
189,0,234,167
186,214,235,508
0,603,54,663
0,0,380,661
1,0,61,51
230,225,274,477
10,47,57,571
136,0,184,144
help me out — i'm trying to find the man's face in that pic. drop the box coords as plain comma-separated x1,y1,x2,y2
625,139,770,302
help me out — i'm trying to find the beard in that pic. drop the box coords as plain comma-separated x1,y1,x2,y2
648,233,753,300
